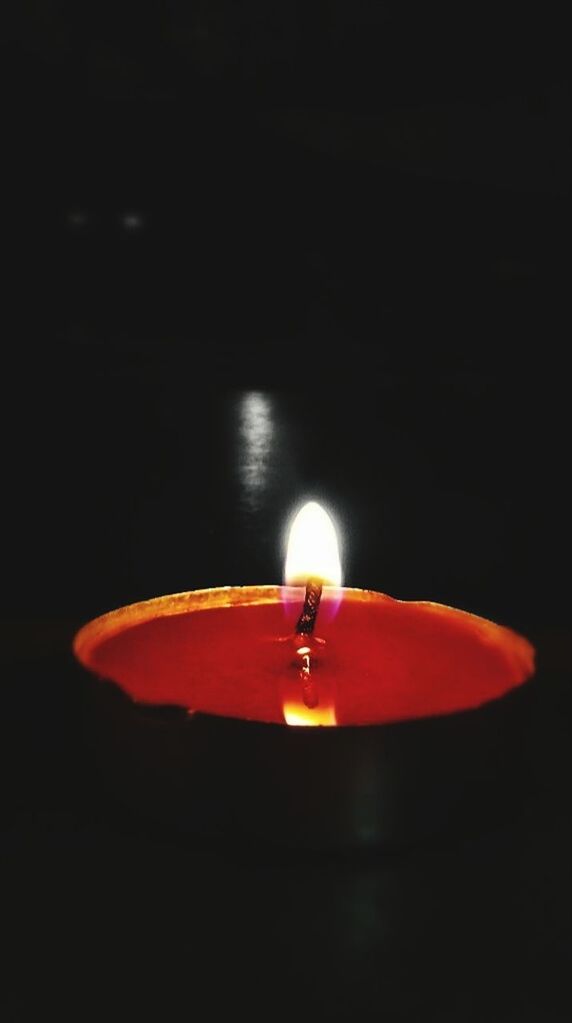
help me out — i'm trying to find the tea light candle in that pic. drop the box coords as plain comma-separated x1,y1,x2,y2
73,502,535,847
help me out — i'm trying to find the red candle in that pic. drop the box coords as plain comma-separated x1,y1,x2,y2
74,502,534,728
73,501,536,848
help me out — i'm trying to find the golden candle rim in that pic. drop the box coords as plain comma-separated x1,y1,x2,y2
73,585,535,672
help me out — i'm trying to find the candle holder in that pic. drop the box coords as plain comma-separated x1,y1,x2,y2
75,586,536,850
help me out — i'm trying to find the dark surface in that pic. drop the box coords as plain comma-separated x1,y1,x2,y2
2,371,569,1020
76,664,542,851
2,3,570,1019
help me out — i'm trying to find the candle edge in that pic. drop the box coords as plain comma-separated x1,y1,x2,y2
73,585,535,675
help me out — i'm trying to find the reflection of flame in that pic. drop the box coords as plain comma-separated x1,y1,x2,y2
283,701,337,726
284,502,342,586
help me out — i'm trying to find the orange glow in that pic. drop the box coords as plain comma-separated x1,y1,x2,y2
282,701,337,727
280,635,338,727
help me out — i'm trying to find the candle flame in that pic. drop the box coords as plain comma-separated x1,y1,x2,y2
284,502,342,586
282,501,340,726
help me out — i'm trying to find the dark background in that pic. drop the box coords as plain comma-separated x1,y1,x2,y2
2,3,569,1020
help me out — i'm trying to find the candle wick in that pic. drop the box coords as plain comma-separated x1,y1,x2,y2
293,579,323,709
295,579,323,636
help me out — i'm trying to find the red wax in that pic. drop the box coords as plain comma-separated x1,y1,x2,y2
73,587,535,726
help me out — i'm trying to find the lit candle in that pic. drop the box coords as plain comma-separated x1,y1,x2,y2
73,501,535,847
74,501,533,727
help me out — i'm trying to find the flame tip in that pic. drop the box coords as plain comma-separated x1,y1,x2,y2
284,501,342,588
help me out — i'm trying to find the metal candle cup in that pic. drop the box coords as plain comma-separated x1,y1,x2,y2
73,584,535,849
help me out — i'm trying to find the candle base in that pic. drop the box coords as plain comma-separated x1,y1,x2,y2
80,665,537,850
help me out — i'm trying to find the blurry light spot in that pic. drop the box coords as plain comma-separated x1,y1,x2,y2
67,210,89,228
121,212,144,231
237,392,274,511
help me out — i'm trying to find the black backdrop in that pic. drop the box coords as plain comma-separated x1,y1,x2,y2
2,4,569,1020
